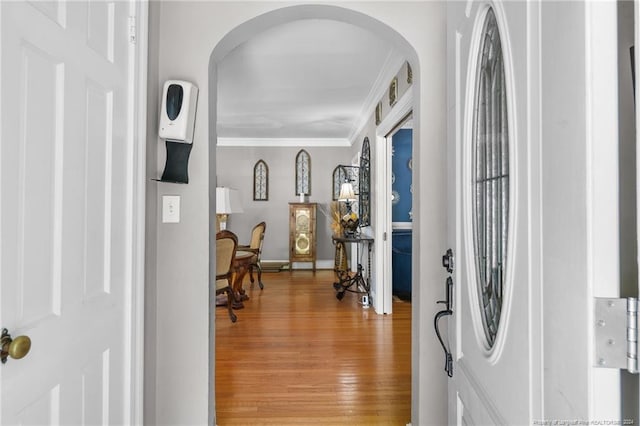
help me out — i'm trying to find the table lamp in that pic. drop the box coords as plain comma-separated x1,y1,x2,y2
338,182,357,214
216,187,244,230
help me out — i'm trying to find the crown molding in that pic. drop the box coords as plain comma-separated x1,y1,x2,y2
216,137,351,147
348,50,406,145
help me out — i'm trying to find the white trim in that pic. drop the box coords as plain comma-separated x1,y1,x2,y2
290,260,334,270
217,137,350,147
375,87,414,315
129,1,147,424
585,1,620,421
392,222,413,230
377,88,414,137
348,50,406,144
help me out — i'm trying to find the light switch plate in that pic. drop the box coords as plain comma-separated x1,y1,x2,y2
162,195,180,223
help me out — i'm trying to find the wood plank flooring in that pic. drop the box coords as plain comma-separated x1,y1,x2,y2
215,270,412,425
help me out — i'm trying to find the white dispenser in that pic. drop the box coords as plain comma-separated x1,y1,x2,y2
159,80,198,143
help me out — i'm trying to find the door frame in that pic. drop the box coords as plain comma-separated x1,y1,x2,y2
375,87,413,314
128,0,148,423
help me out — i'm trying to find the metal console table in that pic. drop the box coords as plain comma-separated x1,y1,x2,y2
331,234,374,303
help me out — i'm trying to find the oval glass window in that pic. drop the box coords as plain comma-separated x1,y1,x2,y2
472,8,509,348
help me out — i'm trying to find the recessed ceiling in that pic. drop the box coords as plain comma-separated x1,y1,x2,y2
217,19,400,143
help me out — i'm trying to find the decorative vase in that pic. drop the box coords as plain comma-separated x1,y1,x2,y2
340,218,359,237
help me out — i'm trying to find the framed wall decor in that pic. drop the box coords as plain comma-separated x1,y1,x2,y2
375,101,382,125
295,149,311,195
359,137,371,226
253,159,268,201
407,62,413,84
389,76,398,107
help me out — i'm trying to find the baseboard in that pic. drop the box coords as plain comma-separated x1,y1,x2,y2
263,260,334,271
260,260,289,272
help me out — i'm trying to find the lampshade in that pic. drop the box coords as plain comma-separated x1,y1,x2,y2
216,187,244,214
338,182,356,201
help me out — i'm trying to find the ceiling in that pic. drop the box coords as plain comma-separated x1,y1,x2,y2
216,19,403,145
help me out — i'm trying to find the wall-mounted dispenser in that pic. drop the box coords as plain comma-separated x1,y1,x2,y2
157,80,198,183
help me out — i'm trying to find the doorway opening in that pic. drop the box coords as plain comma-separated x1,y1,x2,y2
388,113,414,303
208,4,422,423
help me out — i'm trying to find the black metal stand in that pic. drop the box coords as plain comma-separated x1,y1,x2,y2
331,235,374,303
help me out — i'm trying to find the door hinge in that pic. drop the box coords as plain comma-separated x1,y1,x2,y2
594,297,638,373
128,16,137,44
383,232,387,241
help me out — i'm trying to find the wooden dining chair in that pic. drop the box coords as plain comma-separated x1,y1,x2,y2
216,230,238,323
239,221,266,290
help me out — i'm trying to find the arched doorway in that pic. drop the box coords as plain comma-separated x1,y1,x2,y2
204,4,447,424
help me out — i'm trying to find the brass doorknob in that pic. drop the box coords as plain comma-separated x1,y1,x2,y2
1,328,31,364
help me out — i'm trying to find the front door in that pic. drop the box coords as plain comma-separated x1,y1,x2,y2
0,2,141,423
447,1,621,423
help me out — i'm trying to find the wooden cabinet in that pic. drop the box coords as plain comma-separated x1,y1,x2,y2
289,203,316,271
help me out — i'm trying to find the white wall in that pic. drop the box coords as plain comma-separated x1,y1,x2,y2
148,2,447,425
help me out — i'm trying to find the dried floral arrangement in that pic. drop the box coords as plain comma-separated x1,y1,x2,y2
330,201,345,236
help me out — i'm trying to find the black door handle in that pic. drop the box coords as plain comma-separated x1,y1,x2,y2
434,276,453,377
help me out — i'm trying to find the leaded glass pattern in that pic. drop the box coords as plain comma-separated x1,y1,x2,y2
253,160,268,201
359,137,371,226
472,8,509,348
295,150,311,195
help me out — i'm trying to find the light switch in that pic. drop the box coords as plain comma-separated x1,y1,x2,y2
162,195,180,223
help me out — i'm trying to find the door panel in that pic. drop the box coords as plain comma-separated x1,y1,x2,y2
447,1,537,424
1,1,136,424
448,1,621,423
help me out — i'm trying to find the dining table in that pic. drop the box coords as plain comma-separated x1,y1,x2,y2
229,250,257,309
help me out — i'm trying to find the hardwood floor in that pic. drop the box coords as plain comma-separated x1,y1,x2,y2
215,270,412,425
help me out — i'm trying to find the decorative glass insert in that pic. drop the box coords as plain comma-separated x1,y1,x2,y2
359,137,371,226
332,165,359,200
471,8,510,348
295,149,311,195
253,160,268,201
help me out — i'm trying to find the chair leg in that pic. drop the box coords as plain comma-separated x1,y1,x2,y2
226,288,237,323
249,265,255,284
256,263,264,289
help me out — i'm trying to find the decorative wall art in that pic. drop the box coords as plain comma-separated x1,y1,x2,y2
375,101,382,125
253,160,268,201
295,149,311,196
407,63,413,84
359,137,371,226
389,76,398,107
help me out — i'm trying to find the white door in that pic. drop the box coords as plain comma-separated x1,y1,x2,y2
0,1,142,424
447,1,620,424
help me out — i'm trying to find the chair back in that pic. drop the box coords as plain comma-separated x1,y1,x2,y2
216,230,238,279
249,222,266,254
